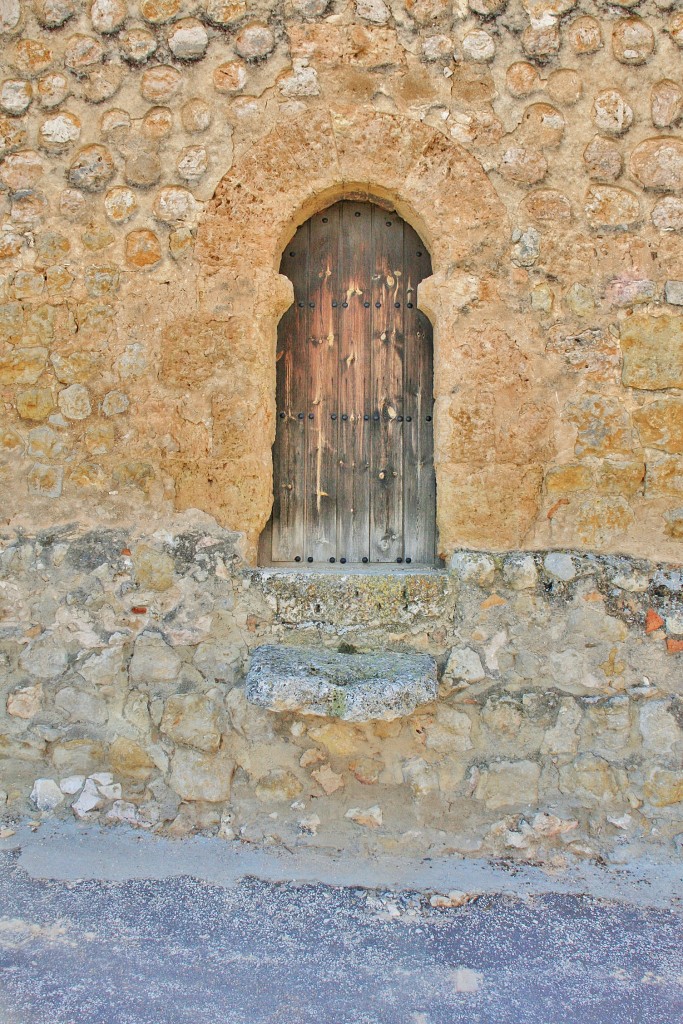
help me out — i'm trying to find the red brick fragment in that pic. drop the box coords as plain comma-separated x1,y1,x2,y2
667,638,683,654
131,606,148,614
645,609,665,634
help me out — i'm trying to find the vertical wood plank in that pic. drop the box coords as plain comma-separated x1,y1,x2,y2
369,205,405,562
337,201,372,563
271,222,308,562
305,206,339,562
403,221,436,565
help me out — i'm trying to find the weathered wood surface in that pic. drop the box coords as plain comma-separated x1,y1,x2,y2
266,200,435,565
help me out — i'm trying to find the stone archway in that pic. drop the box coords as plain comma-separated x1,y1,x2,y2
174,107,508,561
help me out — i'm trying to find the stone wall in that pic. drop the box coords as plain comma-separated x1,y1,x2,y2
0,0,682,559
1,520,682,861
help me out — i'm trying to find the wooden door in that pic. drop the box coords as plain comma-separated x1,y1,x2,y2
263,200,435,566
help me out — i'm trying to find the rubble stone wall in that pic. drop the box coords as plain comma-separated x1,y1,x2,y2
0,0,682,559
1,0,682,854
1,520,681,861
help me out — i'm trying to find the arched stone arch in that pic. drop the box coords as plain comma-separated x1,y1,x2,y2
175,107,509,560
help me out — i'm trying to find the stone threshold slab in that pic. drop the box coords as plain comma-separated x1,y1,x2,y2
245,644,438,721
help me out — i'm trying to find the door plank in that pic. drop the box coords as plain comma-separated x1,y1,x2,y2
305,207,339,563
369,206,405,563
403,221,436,565
271,222,308,562
337,201,372,563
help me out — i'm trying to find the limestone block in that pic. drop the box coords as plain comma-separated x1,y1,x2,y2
438,464,543,551
19,638,68,680
246,645,437,721
7,683,42,719
645,456,683,498
129,635,182,689
443,647,485,686
255,769,303,802
620,314,683,391
644,769,683,806
630,138,683,191
448,552,496,585
633,399,683,453
424,707,473,753
541,700,582,755
170,747,233,801
402,757,439,796
0,347,48,386
167,18,209,60
30,778,64,811
639,702,682,757
193,640,241,684
568,394,637,458
161,693,221,752
109,737,155,779
651,80,683,128
234,23,275,60
132,544,175,592
559,754,622,802
67,145,115,192
474,760,540,809
502,554,538,590
55,686,107,725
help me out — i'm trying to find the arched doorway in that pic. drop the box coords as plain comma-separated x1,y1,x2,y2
260,199,436,567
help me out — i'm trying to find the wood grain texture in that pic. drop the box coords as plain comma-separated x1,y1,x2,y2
267,200,435,565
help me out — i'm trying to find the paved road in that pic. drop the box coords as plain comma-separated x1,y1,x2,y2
0,839,682,1024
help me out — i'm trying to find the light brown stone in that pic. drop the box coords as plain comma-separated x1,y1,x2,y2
140,0,182,22
110,736,155,778
132,543,175,590
568,15,602,54
35,0,74,26
213,61,247,94
125,228,162,268
644,769,683,806
0,79,32,116
161,694,221,752
201,0,245,25
234,23,275,60
520,189,571,224
104,186,138,223
10,39,54,76
546,69,582,107
36,72,68,108
652,196,683,231
645,455,683,498
90,0,128,33
584,185,641,229
16,387,54,420
64,33,105,71
168,18,209,60
621,314,683,389
634,399,683,453
140,65,182,103
142,106,173,138
612,18,655,65
592,89,633,136
7,683,43,719
67,144,115,192
498,146,547,185
255,769,303,801
119,28,157,63
0,150,43,190
505,62,541,99
630,137,683,191
651,80,683,129
583,136,623,181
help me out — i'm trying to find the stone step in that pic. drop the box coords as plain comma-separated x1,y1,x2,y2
245,644,437,722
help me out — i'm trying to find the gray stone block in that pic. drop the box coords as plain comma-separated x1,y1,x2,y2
245,645,437,722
